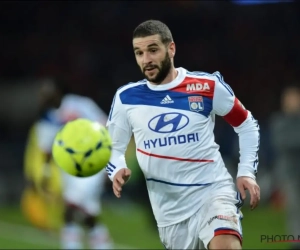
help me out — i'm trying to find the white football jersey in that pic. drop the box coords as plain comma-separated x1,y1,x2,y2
36,94,108,153
106,67,260,227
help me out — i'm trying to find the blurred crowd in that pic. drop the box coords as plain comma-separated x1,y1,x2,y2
0,1,299,211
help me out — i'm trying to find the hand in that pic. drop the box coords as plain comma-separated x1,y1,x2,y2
236,176,260,210
113,168,131,198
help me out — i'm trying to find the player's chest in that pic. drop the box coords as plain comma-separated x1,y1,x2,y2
121,88,213,131
125,104,210,134
125,89,212,114
128,91,210,112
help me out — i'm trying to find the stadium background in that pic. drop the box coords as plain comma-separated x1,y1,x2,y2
0,1,298,249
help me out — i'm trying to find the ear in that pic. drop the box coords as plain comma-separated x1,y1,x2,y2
168,42,176,59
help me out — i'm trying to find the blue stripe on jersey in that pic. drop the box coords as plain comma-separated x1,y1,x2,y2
252,116,260,175
108,94,116,121
108,162,116,169
186,70,212,77
119,84,213,117
109,80,147,121
146,178,212,187
235,191,244,209
214,227,242,237
187,70,234,96
213,71,234,96
40,111,64,126
105,166,114,172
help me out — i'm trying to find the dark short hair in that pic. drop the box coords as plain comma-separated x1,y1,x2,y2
133,20,173,45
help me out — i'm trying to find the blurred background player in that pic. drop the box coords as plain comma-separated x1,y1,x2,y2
22,108,63,231
23,78,112,249
270,85,300,250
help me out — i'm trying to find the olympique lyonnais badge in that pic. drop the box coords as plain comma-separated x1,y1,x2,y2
188,96,204,112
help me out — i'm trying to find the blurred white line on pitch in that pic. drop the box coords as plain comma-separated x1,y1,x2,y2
0,220,137,249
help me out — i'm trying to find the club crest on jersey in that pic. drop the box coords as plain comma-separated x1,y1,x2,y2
188,96,204,112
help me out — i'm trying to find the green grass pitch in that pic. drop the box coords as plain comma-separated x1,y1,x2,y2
0,203,289,249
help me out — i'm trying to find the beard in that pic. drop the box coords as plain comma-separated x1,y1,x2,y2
142,52,172,85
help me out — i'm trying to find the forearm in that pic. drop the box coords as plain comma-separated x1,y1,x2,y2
106,89,133,182
105,149,128,181
105,123,132,181
234,113,260,179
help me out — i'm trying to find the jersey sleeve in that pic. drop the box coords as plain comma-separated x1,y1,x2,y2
105,90,133,181
79,97,108,125
212,72,260,179
35,119,60,154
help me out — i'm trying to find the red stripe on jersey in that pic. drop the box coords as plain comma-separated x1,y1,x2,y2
137,149,214,162
223,98,248,127
171,77,215,99
214,229,243,245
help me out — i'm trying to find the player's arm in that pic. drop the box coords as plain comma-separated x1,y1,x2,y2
212,72,260,209
80,97,108,126
106,90,133,198
35,120,59,191
23,126,38,190
212,72,259,179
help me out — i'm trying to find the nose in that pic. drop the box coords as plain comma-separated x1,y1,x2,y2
142,52,152,65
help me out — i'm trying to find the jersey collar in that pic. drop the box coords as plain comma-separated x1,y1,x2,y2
146,67,186,91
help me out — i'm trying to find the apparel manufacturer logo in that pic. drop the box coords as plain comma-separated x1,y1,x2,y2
160,95,174,104
148,112,189,133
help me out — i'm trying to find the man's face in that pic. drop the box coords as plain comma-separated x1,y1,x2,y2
133,34,175,84
282,88,300,114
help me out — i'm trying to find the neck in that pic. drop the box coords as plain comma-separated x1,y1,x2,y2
151,66,178,85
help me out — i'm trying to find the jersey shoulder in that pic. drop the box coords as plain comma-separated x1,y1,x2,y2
177,70,232,99
116,79,148,104
172,70,220,99
185,70,230,84
186,70,215,79
60,94,104,121
62,94,102,111
62,93,93,104
116,79,147,95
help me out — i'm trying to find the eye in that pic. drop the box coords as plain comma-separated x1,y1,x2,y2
135,51,143,56
150,48,158,53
